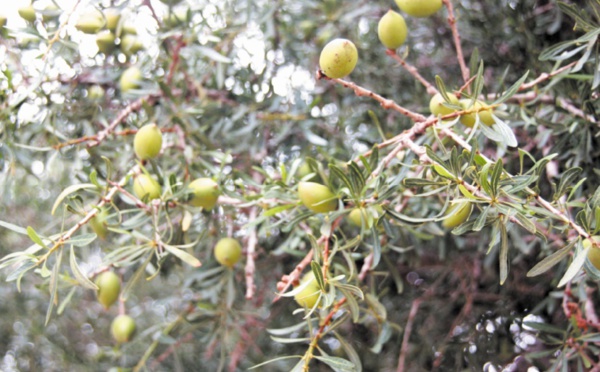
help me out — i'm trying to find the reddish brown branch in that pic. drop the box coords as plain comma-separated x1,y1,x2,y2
385,50,438,95
396,298,422,372
443,0,470,84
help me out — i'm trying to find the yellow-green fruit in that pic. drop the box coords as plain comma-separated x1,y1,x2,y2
442,202,473,229
348,208,365,227
163,9,187,27
96,31,116,54
18,6,36,23
188,178,220,210
0,15,7,29
319,38,358,79
104,9,120,32
120,35,144,56
42,5,60,22
111,315,136,343
134,124,162,160
88,85,105,100
95,271,120,309
214,238,242,268
429,92,459,117
133,174,161,200
377,10,407,49
294,272,320,308
395,0,443,17
296,161,315,181
90,209,109,239
583,237,600,270
119,66,142,92
459,99,495,128
121,23,137,35
75,11,104,34
298,182,337,213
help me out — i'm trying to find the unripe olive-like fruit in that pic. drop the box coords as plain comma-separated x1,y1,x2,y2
121,23,137,35
120,35,144,56
214,238,242,268
42,5,60,22
296,161,315,181
377,10,407,49
583,237,600,270
88,85,105,100
95,271,120,309
75,11,104,34
18,6,37,23
90,208,109,240
395,0,443,18
104,9,120,32
133,174,161,200
298,182,337,213
442,202,473,229
134,124,162,160
294,272,320,308
119,66,142,92
459,99,495,128
319,38,358,79
188,178,220,210
348,208,366,227
111,315,136,343
96,31,116,54
429,92,459,117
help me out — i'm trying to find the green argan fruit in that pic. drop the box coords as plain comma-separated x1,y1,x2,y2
120,34,144,56
319,38,358,79
121,23,137,35
88,85,105,100
134,124,162,160
89,208,109,240
294,272,320,308
75,11,104,34
111,315,136,343
42,5,61,22
395,0,443,18
459,99,495,128
442,202,473,229
296,161,315,181
0,15,7,29
159,0,184,6
95,271,120,309
348,208,365,227
18,6,37,23
429,92,459,118
377,10,407,49
119,66,142,92
133,174,161,200
188,178,220,210
214,238,242,268
96,31,116,54
583,237,600,270
298,182,337,213
163,9,187,27
104,9,120,32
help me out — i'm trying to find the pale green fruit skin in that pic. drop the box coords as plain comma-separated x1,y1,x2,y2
111,315,136,343
75,12,104,34
18,6,36,23
120,35,144,56
121,23,137,35
294,272,320,308
188,178,220,209
378,10,407,49
88,85,105,100
96,31,116,54
90,209,109,239
319,38,358,79
298,182,337,213
296,161,315,181
348,208,365,227
104,9,120,32
95,271,120,309
134,124,162,160
459,99,495,128
119,66,142,92
0,15,7,29
214,238,242,268
442,202,473,229
133,174,161,200
429,93,459,117
583,237,600,270
42,5,60,22
395,0,443,17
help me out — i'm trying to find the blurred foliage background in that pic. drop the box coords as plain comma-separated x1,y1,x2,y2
1,0,599,371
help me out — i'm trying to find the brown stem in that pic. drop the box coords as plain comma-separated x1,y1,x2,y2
443,0,470,84
396,298,422,372
385,50,438,95
244,208,258,299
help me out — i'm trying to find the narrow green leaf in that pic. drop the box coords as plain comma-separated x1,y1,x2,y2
402,178,448,188
46,247,63,326
313,356,356,372
26,226,48,249
311,261,326,290
527,240,576,277
334,331,363,372
248,356,303,370
557,244,588,287
368,146,379,175
69,246,98,290
499,222,509,285
163,244,202,267
329,164,354,196
492,71,530,104
121,253,153,301
490,159,503,196
51,183,96,215
513,212,536,234
554,167,582,201
0,220,29,235
473,206,490,231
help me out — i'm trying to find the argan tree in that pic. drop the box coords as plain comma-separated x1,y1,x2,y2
1,0,600,371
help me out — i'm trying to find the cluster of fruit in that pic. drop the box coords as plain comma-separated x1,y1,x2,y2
94,271,136,344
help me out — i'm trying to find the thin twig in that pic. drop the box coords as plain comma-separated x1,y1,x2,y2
245,208,258,299
396,298,422,372
443,0,469,84
385,50,438,95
